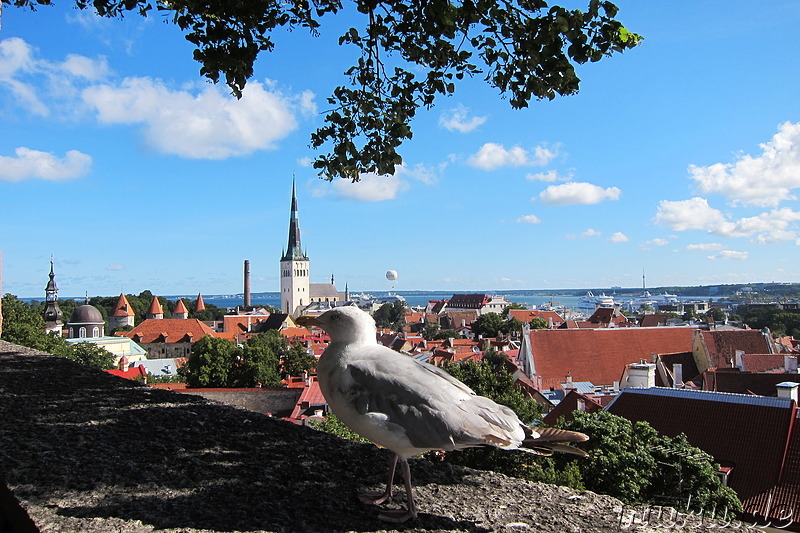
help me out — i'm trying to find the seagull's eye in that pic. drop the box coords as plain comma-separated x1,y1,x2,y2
330,312,340,321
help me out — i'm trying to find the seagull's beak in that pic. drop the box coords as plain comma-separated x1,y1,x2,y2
295,314,319,328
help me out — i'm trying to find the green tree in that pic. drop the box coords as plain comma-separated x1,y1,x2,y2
552,411,741,515
373,301,406,330
707,307,727,322
1,294,73,357
236,332,284,387
9,0,640,180
282,341,317,379
434,329,461,341
529,317,550,330
68,342,116,370
182,335,240,387
422,321,441,340
438,349,544,477
501,303,527,319
471,312,506,338
308,412,372,444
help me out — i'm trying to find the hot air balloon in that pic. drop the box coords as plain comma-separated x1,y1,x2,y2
385,270,398,281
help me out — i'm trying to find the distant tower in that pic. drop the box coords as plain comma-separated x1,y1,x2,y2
244,260,251,308
173,299,189,319
42,257,64,336
195,293,206,312
108,293,135,330
280,178,310,316
146,296,164,320
68,300,104,339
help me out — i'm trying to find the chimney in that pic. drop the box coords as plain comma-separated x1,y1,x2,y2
565,375,574,390
673,363,683,388
735,350,745,371
613,380,620,393
244,260,251,308
626,362,656,389
776,382,799,403
786,355,798,373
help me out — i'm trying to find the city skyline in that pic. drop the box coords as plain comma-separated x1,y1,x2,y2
2,2,800,298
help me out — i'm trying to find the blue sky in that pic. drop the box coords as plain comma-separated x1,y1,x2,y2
2,1,800,298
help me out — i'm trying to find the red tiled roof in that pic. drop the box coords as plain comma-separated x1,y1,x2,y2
106,366,146,380
606,388,798,517
542,389,603,425
195,293,206,311
701,330,775,369
121,318,217,344
529,327,698,389
111,293,135,317
702,369,800,396
741,353,786,373
447,294,491,309
508,309,564,326
639,314,673,328
147,296,164,315
173,299,189,315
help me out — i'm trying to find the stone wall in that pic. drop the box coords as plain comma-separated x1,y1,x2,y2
0,340,750,532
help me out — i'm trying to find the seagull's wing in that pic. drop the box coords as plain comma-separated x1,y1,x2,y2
343,346,524,452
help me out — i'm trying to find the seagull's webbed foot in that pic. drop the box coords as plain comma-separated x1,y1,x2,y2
359,489,392,506
378,507,418,523
374,456,418,523
360,453,399,505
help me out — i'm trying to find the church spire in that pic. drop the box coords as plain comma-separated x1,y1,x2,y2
282,176,308,261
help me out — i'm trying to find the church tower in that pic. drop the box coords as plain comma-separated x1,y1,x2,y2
42,257,64,336
280,178,310,317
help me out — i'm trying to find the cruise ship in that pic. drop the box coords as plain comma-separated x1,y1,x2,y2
576,291,616,315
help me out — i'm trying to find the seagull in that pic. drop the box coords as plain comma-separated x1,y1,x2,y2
296,306,588,523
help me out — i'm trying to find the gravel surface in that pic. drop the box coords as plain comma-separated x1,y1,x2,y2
0,340,748,532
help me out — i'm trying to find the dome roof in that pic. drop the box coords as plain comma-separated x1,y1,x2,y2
69,304,104,324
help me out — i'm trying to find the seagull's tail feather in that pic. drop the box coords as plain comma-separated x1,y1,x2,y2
521,427,589,457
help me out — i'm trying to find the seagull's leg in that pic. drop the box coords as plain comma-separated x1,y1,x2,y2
359,453,398,505
377,457,418,523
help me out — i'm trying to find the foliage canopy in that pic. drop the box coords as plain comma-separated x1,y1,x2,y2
10,0,640,180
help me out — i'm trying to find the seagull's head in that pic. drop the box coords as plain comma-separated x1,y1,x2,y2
296,306,377,345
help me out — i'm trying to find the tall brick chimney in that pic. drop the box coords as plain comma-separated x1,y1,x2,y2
244,260,251,308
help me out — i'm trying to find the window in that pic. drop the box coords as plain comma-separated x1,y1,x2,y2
79,327,86,338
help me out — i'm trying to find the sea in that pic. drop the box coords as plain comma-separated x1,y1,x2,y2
202,291,585,312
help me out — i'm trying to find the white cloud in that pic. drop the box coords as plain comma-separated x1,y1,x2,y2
0,37,48,116
538,181,621,205
59,54,110,81
687,243,723,251
609,232,629,243
690,121,800,207
526,169,572,182
325,173,408,202
582,228,601,238
641,238,670,248
656,197,800,243
106,264,125,271
708,250,749,260
439,104,487,133
0,147,91,182
653,197,728,231
83,77,299,158
468,142,557,170
517,214,541,224
398,162,439,185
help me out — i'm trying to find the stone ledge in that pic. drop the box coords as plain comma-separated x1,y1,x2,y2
0,340,744,532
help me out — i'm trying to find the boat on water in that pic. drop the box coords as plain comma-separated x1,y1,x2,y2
627,291,679,311
576,291,616,314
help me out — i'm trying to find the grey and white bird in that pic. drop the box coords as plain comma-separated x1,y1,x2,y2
296,306,588,523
